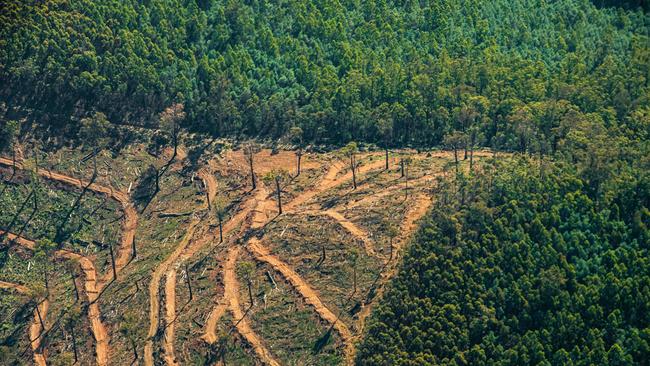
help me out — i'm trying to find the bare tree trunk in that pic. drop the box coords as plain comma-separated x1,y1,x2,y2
400,159,405,178
249,157,256,190
109,244,117,281
218,214,223,243
70,268,79,302
296,149,302,177
35,301,45,333
131,235,137,261
185,263,193,302
389,237,393,260
247,281,253,308
275,177,282,214
43,266,50,298
171,125,178,162
453,148,459,174
469,144,475,172
12,148,17,175
130,337,138,365
155,168,160,194
385,148,389,170
351,155,357,190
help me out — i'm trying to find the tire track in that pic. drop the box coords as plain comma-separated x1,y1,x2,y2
0,280,46,366
352,194,434,354
1,231,108,365
1,156,140,364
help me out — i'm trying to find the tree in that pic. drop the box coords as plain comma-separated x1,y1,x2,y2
236,261,256,309
213,196,227,243
0,120,19,172
376,109,393,170
119,312,140,364
402,156,413,199
78,112,111,150
262,168,290,215
288,127,304,177
34,238,56,298
443,131,467,173
386,223,399,261
243,142,260,190
159,103,186,162
467,125,483,172
340,142,359,189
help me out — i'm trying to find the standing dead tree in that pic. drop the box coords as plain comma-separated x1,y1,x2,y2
262,168,290,215
55,155,98,244
243,142,260,190
288,127,304,177
340,142,359,190
213,196,227,243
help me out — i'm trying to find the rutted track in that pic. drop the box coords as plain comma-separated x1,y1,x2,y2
143,220,199,366
0,280,46,366
1,231,109,366
0,156,139,365
160,168,219,366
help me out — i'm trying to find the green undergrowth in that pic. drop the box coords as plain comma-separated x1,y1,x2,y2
239,251,345,365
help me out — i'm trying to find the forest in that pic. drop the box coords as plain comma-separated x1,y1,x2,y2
1,0,648,150
0,0,648,365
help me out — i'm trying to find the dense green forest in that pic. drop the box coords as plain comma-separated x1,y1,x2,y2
357,152,649,364
1,0,648,149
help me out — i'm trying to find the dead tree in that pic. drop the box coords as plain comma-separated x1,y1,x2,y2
109,243,117,281
213,197,227,243
131,235,137,261
55,156,98,243
68,321,78,364
243,143,260,190
69,265,79,302
341,142,359,190
263,169,289,215
184,263,193,303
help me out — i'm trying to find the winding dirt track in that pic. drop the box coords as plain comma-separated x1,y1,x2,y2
3,150,454,365
1,156,139,365
0,280,30,293
320,210,375,257
0,280,46,366
160,168,219,366
353,194,434,343
30,299,49,366
143,220,199,366
1,231,108,366
200,185,280,365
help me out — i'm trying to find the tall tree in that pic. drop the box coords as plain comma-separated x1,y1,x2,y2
340,142,359,190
